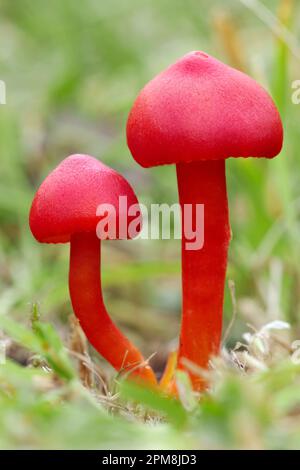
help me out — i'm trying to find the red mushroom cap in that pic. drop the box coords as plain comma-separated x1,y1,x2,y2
29,154,140,243
127,51,283,167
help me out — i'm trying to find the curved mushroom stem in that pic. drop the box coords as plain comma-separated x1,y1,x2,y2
176,160,231,391
69,232,157,385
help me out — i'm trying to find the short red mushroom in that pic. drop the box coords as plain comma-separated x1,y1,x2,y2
29,154,157,385
127,51,283,390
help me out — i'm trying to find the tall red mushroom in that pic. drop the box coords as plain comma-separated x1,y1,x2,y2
127,51,283,390
29,154,156,385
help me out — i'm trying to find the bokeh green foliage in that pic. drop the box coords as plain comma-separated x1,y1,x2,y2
2,314,300,449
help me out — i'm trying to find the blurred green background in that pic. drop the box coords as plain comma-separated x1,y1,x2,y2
1,0,299,364
0,0,300,449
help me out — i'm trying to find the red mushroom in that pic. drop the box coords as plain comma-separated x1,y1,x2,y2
29,154,157,385
127,51,283,390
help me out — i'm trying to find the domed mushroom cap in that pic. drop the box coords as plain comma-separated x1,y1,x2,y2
127,51,283,167
29,154,140,243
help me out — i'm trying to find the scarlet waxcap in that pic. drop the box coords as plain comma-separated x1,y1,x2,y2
127,51,283,167
29,154,140,243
